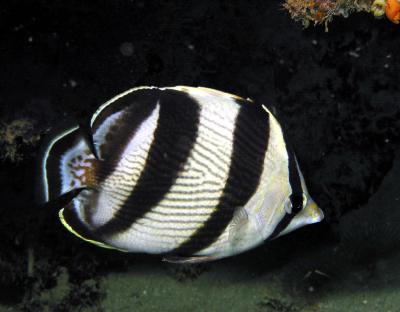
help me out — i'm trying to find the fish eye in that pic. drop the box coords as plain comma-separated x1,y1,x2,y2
288,193,303,214
285,194,308,214
284,194,305,214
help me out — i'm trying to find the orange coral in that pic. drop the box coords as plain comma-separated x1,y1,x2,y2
385,0,400,23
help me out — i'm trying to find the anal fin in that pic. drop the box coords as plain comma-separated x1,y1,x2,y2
59,200,122,251
162,255,217,264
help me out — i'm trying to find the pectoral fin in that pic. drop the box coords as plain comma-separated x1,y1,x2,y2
228,207,249,245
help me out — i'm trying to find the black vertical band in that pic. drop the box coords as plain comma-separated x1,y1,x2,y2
170,101,270,256
92,89,160,181
95,90,200,237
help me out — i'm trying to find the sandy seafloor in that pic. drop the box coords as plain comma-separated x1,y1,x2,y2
1,1,400,311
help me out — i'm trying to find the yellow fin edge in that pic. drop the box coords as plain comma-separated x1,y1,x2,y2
58,208,126,251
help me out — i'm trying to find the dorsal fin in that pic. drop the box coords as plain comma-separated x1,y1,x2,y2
38,119,98,204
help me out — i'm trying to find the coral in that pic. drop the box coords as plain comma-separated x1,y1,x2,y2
385,0,400,23
18,267,104,312
282,0,386,28
0,118,41,162
371,0,387,17
283,0,339,27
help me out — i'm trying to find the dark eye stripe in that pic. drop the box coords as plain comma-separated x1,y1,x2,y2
268,145,303,240
288,151,303,214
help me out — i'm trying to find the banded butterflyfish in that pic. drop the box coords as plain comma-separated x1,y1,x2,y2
39,86,324,263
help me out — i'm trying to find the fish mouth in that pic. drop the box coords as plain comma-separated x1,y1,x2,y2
305,200,324,224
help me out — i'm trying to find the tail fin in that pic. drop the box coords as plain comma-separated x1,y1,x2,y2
37,122,98,205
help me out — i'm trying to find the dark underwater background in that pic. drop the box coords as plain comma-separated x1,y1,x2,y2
1,1,400,311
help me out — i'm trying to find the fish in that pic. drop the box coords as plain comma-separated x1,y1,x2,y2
39,86,324,263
